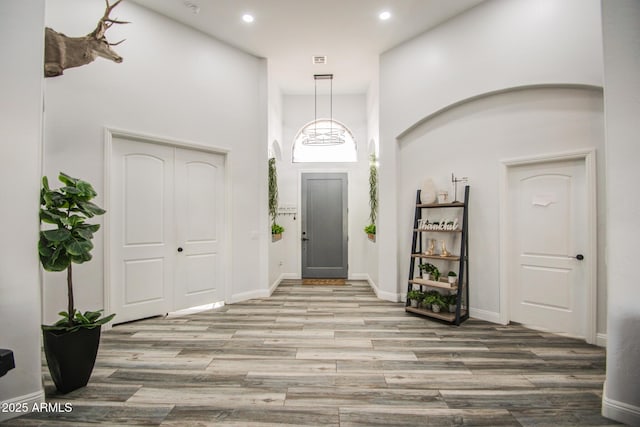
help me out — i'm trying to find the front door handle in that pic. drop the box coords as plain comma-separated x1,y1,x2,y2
301,237,309,241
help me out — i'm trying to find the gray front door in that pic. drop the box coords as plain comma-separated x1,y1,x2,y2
301,173,348,278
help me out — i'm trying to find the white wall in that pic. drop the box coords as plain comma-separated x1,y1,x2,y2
268,94,370,286
0,0,46,420
601,0,640,424
43,0,268,322
397,87,605,327
379,0,604,309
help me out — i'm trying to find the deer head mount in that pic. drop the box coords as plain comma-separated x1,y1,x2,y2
44,0,129,78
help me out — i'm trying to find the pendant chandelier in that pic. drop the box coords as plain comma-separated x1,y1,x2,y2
301,74,346,146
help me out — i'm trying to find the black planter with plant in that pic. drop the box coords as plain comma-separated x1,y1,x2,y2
39,172,115,393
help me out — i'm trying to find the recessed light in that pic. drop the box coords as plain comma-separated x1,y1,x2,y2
379,11,391,21
242,14,255,23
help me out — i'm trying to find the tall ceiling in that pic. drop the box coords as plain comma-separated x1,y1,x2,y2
130,0,485,94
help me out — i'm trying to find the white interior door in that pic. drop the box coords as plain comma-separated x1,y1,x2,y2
507,159,587,338
174,148,224,310
111,138,175,323
110,138,225,324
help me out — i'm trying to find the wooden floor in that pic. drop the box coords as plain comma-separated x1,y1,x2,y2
4,281,618,426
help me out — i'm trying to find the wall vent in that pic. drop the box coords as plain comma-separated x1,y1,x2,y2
312,55,327,65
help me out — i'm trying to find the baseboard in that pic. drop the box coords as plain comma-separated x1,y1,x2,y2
366,277,400,302
0,389,45,422
602,392,640,425
469,307,502,324
228,288,270,304
269,273,285,296
596,333,607,347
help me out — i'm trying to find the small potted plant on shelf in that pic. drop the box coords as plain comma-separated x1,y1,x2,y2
431,265,441,282
447,294,458,313
422,291,438,311
407,290,423,308
364,224,376,241
418,263,436,280
430,293,445,313
39,172,115,393
447,271,457,285
271,223,285,242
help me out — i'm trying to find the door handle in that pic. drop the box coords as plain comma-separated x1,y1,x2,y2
301,237,309,241
177,247,184,253
574,254,584,260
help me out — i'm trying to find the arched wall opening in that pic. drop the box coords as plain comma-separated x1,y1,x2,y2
395,86,606,338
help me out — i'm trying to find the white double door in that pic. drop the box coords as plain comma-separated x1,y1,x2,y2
110,138,225,324
507,158,587,338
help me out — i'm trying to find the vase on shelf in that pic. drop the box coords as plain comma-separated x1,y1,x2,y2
420,179,436,204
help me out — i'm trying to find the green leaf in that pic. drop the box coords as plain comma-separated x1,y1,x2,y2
75,311,89,324
63,236,93,256
70,252,92,264
62,186,81,195
93,313,116,325
77,223,100,233
74,227,94,241
38,237,54,257
76,200,106,217
84,310,102,322
76,180,97,199
41,248,70,272
40,209,65,225
42,228,71,243
58,172,78,186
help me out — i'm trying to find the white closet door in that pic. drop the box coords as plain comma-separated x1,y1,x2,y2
111,138,175,324
508,159,587,338
173,148,225,310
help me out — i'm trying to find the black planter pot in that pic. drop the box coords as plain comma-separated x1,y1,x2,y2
42,326,101,394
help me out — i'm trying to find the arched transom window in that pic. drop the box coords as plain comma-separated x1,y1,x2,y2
292,119,357,163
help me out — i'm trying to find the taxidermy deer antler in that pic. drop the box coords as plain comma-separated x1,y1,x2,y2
44,0,129,77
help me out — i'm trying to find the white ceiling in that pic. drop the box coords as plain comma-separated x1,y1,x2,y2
129,0,485,94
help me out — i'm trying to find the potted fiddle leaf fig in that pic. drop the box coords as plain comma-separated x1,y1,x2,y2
39,172,115,393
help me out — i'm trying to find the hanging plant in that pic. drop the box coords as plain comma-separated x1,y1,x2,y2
268,157,284,235
365,154,378,238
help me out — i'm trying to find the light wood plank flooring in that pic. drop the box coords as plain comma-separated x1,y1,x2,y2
3,281,618,426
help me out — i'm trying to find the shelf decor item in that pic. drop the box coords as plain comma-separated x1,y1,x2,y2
420,178,437,204
440,240,449,257
447,271,457,285
39,172,115,393
437,191,449,204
